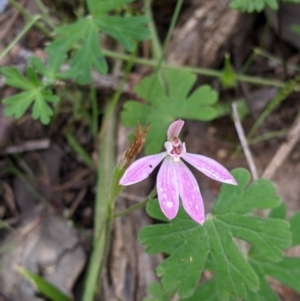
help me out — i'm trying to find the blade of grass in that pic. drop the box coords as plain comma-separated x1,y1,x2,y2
65,132,94,168
18,266,73,301
248,75,300,137
0,15,41,61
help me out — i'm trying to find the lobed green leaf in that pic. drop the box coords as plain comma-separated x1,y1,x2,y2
95,16,150,52
139,168,292,300
143,281,175,301
229,0,278,12
46,2,150,84
121,70,219,154
87,0,134,16
1,66,58,124
1,67,35,90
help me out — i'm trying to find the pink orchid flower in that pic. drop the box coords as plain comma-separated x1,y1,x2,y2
119,120,237,225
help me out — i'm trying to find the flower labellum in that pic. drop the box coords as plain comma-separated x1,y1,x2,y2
119,120,237,225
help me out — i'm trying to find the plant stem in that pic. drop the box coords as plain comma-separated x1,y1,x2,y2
248,75,300,137
254,47,300,72
113,188,157,218
82,53,136,301
154,0,183,72
144,0,162,60
0,15,41,61
8,0,51,36
82,98,116,301
34,0,56,30
102,49,284,88
89,86,98,138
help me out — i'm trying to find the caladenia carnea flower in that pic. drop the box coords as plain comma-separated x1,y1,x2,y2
119,119,237,225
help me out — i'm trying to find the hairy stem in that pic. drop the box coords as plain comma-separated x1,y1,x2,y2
102,49,284,88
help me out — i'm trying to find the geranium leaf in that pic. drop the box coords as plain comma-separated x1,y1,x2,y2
1,67,57,124
47,0,149,84
138,168,291,300
121,70,219,154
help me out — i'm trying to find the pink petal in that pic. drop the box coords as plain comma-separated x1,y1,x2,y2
157,157,179,220
167,119,184,140
120,152,167,185
175,160,205,225
182,153,237,185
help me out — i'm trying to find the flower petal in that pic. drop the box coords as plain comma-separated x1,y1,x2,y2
167,119,184,140
182,153,237,185
175,160,205,224
119,152,167,185
157,157,179,220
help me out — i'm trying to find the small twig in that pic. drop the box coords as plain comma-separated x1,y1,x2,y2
68,187,87,218
232,102,258,180
0,1,22,42
1,138,50,155
262,112,300,180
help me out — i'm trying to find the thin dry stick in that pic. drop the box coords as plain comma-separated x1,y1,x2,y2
232,102,258,180
262,112,300,180
1,138,50,155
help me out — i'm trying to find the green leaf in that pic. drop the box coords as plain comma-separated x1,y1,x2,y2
244,208,300,300
47,18,107,84
289,211,300,246
47,2,149,84
87,0,133,16
245,265,281,301
269,202,286,220
229,0,278,12
138,169,291,300
29,51,67,83
143,281,174,301
18,266,72,301
61,19,108,84
1,67,58,124
292,25,300,36
95,16,149,52
178,279,219,301
121,70,219,154
1,67,36,90
251,255,300,294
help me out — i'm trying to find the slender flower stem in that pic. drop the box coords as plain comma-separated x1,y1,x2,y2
0,15,41,61
82,53,136,301
113,188,157,218
102,49,284,87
